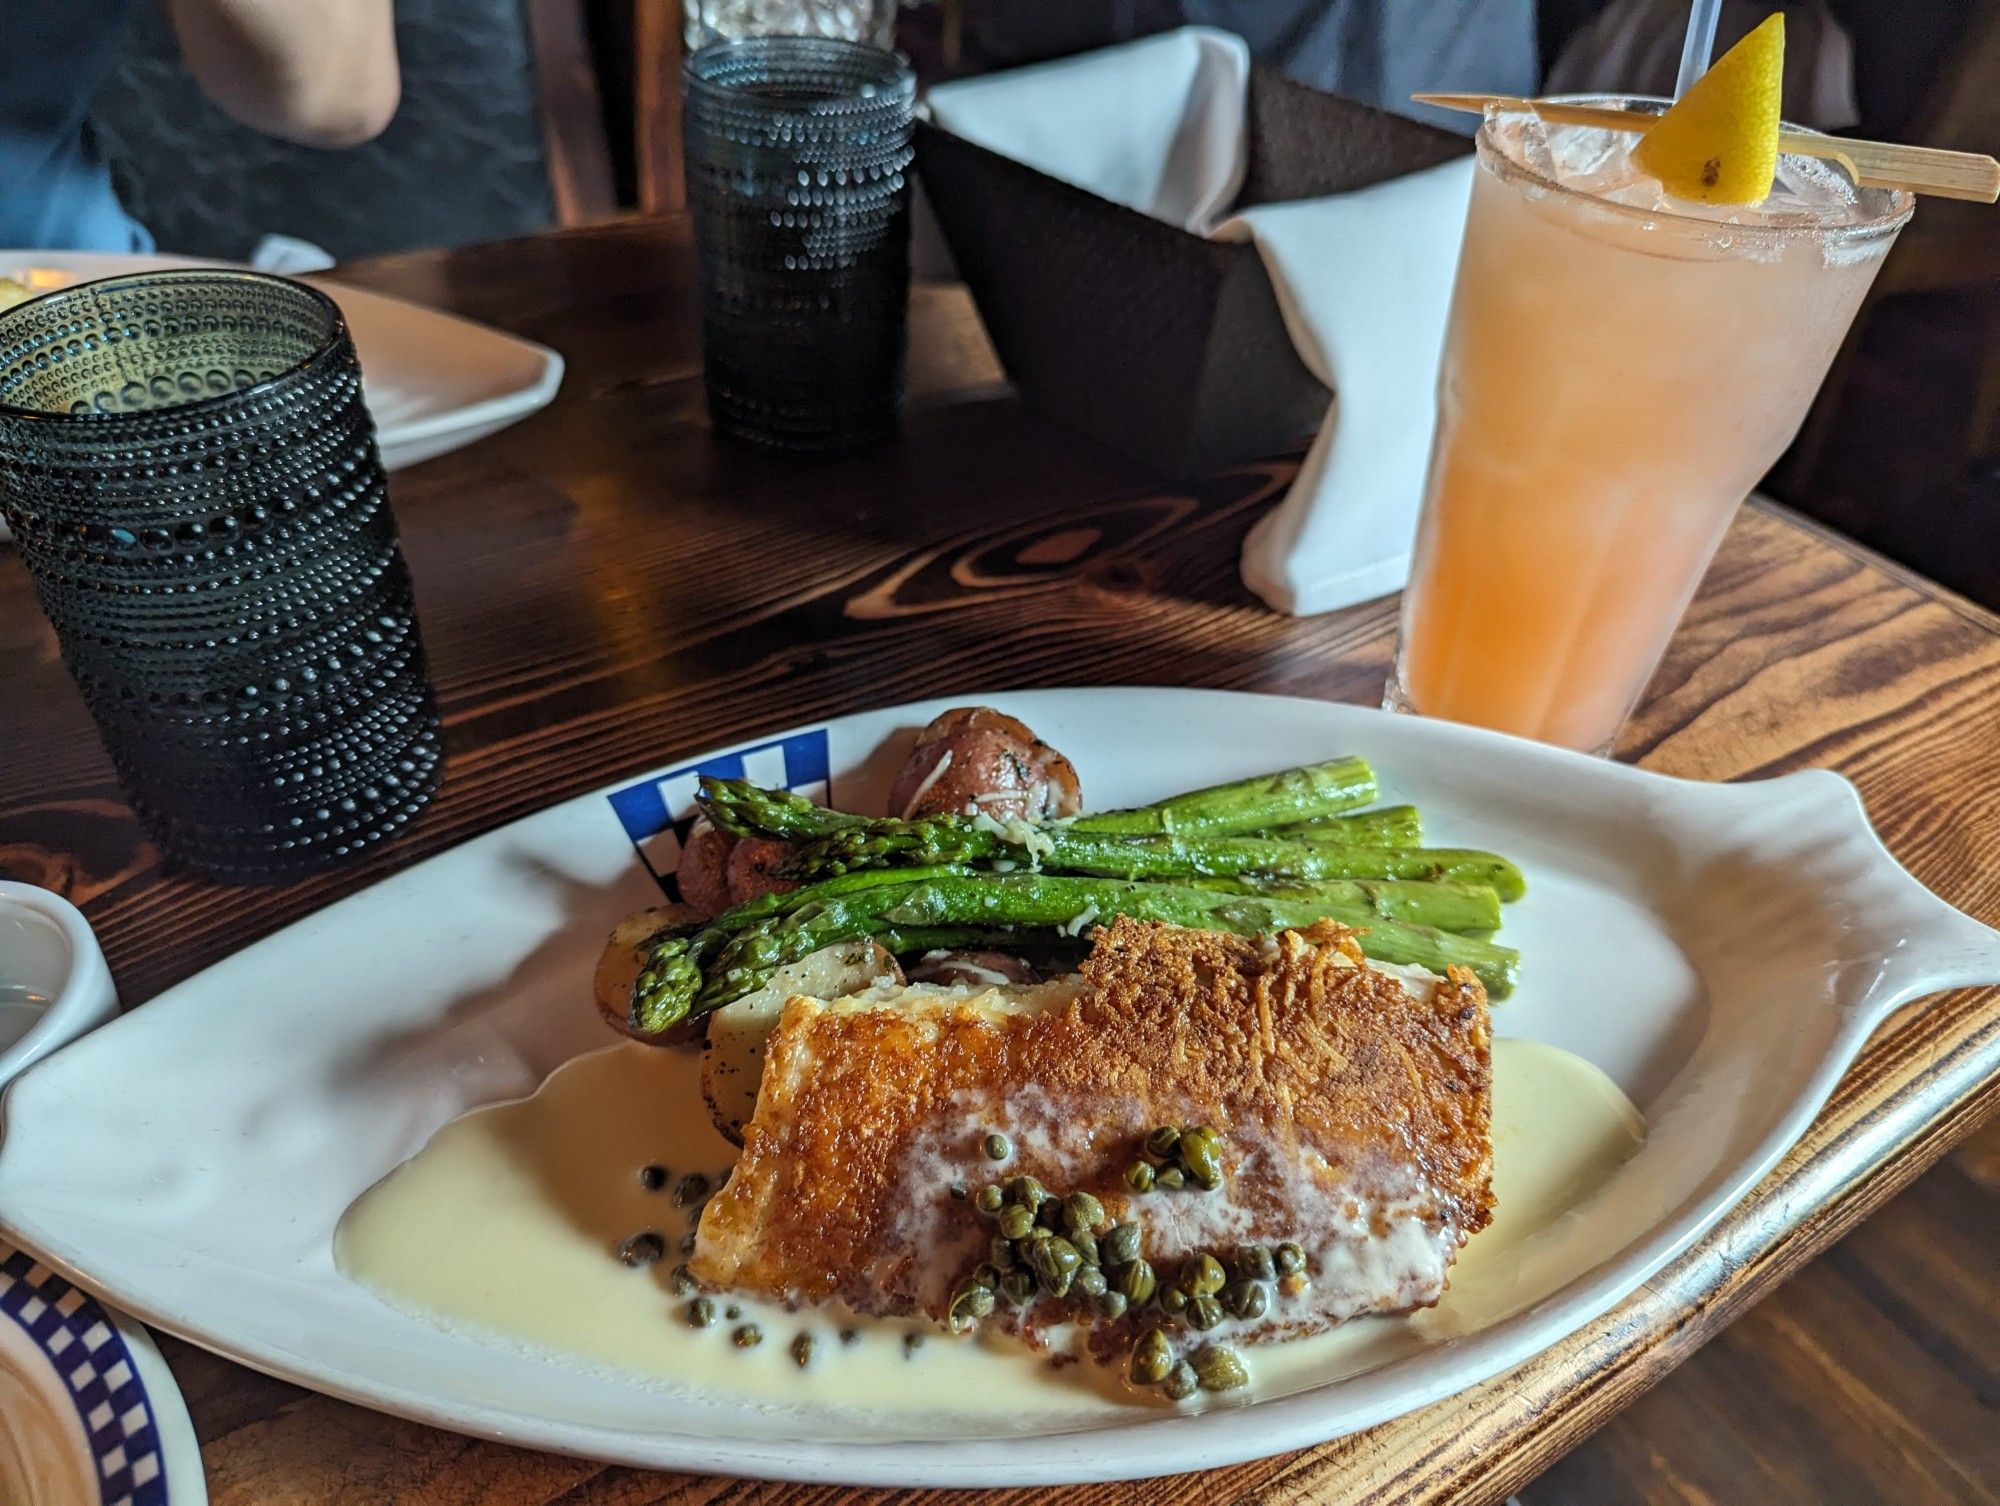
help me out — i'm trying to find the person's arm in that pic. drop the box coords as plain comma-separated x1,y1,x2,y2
166,0,400,148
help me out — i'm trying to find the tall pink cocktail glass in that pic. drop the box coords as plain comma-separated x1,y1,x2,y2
1387,101,1911,753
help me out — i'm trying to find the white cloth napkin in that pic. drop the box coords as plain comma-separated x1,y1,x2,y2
928,27,1475,615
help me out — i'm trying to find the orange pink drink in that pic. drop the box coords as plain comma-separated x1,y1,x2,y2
1387,102,1911,753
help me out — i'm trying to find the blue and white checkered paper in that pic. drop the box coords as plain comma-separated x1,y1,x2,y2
605,729,831,897
0,1246,169,1506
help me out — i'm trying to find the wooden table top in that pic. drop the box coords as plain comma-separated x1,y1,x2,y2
2,215,1997,1505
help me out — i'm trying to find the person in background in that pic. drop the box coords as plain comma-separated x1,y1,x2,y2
1,0,400,252
1546,0,1860,131
903,0,1540,133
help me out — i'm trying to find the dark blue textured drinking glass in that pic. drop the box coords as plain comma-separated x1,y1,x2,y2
683,36,916,453
0,270,442,881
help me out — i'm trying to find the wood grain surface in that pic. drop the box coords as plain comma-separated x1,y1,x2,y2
1,215,1996,1504
1532,1129,2000,1504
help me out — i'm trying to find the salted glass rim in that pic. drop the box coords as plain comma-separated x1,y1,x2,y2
0,269,349,425
1477,93,1914,247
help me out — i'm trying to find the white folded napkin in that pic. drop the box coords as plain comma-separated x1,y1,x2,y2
928,27,1474,615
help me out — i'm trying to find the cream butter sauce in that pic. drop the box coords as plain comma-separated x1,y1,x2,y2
335,1036,1643,1416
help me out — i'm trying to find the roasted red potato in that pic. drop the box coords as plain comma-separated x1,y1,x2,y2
886,706,1082,822
676,817,738,919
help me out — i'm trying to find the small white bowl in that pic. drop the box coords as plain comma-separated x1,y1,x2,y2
0,881,119,1085
0,882,206,1503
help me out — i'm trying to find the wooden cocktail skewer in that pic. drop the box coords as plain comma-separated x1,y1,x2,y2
1411,93,2000,204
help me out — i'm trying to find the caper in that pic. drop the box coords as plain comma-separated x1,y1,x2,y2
668,1262,699,1296
1160,1286,1188,1315
684,1296,716,1328
983,1131,1012,1161
1124,1161,1156,1193
1071,1228,1100,1268
1006,1175,1046,1211
1186,1294,1224,1331
731,1323,763,1348
725,1305,742,1320
1178,1126,1224,1189
1163,1360,1200,1401
1193,1346,1249,1391
959,1280,999,1316
1129,1327,1174,1386
1063,1191,1106,1235
1103,1221,1144,1267
1274,1241,1308,1276
1029,1236,1082,1290
990,1236,1018,1270
791,1332,817,1368
948,1280,996,1331
972,1262,1006,1290
1233,1245,1276,1282
1221,1279,1270,1321
1155,1165,1186,1191
975,1184,1006,1216
639,1163,670,1192
678,1229,699,1255
839,1327,860,1345
1000,1268,1037,1305
1181,1253,1226,1296
674,1172,711,1207
1279,1272,1309,1298
997,1204,1035,1240
1075,1266,1109,1299
1116,1258,1157,1305
617,1231,665,1268
1035,1197,1066,1232
1094,1290,1129,1322
903,1331,925,1355
1145,1125,1181,1159
949,1181,968,1201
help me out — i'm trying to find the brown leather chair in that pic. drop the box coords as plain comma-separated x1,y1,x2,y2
1777,0,2000,607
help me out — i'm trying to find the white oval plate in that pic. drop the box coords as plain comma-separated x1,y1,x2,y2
0,688,1995,1486
0,885,203,1505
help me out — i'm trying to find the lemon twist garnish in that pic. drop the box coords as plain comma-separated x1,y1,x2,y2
1633,12,1784,205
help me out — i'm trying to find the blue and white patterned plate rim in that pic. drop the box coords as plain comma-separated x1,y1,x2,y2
0,1240,171,1504
606,727,831,900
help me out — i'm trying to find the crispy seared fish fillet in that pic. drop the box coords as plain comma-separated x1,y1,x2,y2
692,918,1492,1343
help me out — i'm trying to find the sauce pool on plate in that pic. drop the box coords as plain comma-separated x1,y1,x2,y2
335,1036,1643,1417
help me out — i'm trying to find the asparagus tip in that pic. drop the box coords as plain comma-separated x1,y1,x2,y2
629,938,703,1034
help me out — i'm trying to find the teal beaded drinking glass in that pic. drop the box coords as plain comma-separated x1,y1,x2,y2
0,271,441,881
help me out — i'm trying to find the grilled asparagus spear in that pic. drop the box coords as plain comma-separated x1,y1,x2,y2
1066,756,1377,836
1283,804,1422,847
700,778,1525,900
792,823,1523,899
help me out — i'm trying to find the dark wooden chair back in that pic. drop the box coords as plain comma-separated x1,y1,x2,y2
1778,0,2000,609
633,0,688,213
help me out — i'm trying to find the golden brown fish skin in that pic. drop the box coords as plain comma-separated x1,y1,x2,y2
693,919,1492,1328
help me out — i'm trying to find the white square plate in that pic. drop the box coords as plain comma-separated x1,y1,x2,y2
1,689,1994,1486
